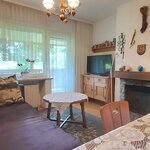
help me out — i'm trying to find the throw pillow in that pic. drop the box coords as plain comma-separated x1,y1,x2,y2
0,75,24,106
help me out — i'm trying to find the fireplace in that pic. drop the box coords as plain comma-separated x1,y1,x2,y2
125,85,150,115
120,79,150,115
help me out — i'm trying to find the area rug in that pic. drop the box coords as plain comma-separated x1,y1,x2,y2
62,107,104,144
41,107,143,144
41,107,104,144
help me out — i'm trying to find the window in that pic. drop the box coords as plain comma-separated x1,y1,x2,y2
0,24,75,93
0,26,44,74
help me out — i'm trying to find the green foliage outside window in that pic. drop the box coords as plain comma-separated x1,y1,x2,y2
0,28,43,72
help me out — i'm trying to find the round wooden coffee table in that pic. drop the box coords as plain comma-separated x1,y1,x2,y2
43,92,88,128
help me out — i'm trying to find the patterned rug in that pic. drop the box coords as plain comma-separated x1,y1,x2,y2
62,107,104,144
41,107,143,144
41,107,104,144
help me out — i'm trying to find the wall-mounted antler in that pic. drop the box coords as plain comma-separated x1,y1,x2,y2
140,6,148,33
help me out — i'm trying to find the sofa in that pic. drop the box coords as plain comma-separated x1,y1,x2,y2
0,75,80,150
0,103,80,150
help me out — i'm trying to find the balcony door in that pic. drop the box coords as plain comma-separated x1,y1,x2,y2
48,32,75,93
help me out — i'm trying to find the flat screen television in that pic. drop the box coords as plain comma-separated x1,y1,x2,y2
87,55,112,76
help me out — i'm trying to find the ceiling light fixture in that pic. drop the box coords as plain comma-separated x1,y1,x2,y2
43,0,80,23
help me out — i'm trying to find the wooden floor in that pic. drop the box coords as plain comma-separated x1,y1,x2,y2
73,99,105,118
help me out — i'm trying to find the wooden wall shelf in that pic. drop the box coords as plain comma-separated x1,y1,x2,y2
92,46,115,53
114,71,150,81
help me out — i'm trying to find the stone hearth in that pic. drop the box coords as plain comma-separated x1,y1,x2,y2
120,79,150,115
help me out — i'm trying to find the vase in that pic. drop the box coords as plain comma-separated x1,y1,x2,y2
137,65,144,72
21,72,29,79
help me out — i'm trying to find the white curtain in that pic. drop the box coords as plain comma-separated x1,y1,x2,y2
75,22,93,92
0,1,47,75
0,23,44,74
48,31,75,92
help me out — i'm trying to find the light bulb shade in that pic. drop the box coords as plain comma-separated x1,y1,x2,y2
43,0,54,9
68,0,79,8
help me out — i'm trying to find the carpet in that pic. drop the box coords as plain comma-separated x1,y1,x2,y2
62,107,104,144
41,107,104,144
41,107,143,144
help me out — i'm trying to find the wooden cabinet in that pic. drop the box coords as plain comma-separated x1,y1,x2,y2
24,85,41,107
83,75,112,103
83,76,93,98
93,82,106,101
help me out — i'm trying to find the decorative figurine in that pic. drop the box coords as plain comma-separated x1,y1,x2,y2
125,66,132,72
119,66,131,72
119,66,126,71
138,65,144,72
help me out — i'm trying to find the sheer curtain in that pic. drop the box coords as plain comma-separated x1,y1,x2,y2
0,23,44,74
0,1,92,93
48,31,75,92
0,1,46,75
75,21,93,92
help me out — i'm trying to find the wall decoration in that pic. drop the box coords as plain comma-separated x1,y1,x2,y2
137,44,146,55
92,39,116,53
119,66,126,71
117,33,126,59
130,29,136,48
119,66,131,72
138,65,144,72
140,6,148,33
125,66,132,72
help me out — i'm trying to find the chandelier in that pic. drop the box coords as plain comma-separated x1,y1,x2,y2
43,0,80,23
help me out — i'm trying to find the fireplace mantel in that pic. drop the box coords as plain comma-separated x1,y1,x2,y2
114,71,150,81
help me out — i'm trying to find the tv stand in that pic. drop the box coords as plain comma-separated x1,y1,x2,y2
82,74,114,103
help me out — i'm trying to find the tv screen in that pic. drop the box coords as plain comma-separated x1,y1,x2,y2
87,55,112,76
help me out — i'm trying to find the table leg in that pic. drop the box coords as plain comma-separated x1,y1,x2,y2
80,102,87,128
47,103,51,120
70,104,73,118
57,110,60,126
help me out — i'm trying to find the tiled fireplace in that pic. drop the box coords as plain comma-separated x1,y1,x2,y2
120,79,150,115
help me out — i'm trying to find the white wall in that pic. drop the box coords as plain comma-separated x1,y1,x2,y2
93,15,116,45
115,0,150,99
